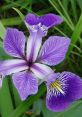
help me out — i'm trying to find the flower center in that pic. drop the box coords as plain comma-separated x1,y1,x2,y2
28,61,33,68
51,80,64,94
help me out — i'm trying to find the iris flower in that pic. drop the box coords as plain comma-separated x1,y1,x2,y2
46,72,82,112
0,13,82,112
0,13,65,100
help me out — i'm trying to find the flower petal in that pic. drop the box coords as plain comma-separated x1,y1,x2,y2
62,72,82,100
12,72,38,100
25,14,63,62
26,31,43,62
40,13,63,28
0,59,28,76
3,28,26,58
31,63,53,79
25,13,39,25
38,36,70,66
46,72,82,112
25,13,63,28
46,94,71,112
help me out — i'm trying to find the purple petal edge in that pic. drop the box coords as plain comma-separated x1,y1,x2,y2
12,72,38,100
3,28,26,58
25,13,63,28
38,36,70,66
46,72,82,112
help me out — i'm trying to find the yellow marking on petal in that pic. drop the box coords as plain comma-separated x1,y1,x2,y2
51,80,64,94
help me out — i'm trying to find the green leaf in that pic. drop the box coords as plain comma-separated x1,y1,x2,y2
0,44,14,117
77,0,82,11
70,0,77,22
11,79,21,107
57,0,74,28
12,7,24,21
8,83,46,117
0,21,6,39
32,99,43,116
57,100,82,117
1,17,22,26
67,13,82,56
0,78,14,117
42,100,82,117
49,0,74,30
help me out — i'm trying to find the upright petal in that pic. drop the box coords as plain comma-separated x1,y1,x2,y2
0,59,28,76
25,13,39,25
38,36,70,66
3,28,26,58
40,13,63,28
46,72,82,112
26,31,43,62
12,72,38,100
25,14,62,62
25,13,63,29
31,63,53,79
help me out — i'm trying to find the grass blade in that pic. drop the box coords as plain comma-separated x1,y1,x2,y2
12,7,24,21
8,84,46,117
49,0,74,30
67,13,82,56
0,21,6,39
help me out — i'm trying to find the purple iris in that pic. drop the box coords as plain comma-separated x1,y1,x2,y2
0,13,82,112
46,72,82,112
0,13,64,100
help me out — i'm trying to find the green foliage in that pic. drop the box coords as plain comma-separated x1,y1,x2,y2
0,21,6,39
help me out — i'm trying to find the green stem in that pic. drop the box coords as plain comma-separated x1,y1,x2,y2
8,83,46,117
0,78,14,117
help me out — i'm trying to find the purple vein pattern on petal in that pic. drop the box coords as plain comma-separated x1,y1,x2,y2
31,63,53,79
12,72,38,100
26,31,43,62
40,13,63,28
46,72,82,112
25,13,39,25
25,13,63,28
3,28,26,58
38,36,70,66
0,59,28,76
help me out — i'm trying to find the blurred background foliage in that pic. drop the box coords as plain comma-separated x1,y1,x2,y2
0,0,82,117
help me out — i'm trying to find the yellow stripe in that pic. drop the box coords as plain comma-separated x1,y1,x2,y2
51,80,64,94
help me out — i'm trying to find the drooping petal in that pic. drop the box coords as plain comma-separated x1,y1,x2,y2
0,59,28,76
46,94,71,112
40,13,63,28
31,63,53,79
3,28,26,58
38,36,70,66
46,72,82,112
26,31,43,62
62,72,82,100
12,72,38,100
